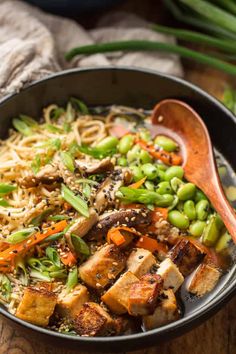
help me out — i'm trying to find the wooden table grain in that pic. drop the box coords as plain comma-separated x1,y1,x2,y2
1,0,235,353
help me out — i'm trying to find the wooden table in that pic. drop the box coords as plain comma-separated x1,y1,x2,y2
1,1,236,353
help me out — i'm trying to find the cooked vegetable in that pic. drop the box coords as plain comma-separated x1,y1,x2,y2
0,184,17,197
71,234,90,257
61,184,89,218
136,235,161,253
60,152,75,173
5,228,38,244
129,177,147,189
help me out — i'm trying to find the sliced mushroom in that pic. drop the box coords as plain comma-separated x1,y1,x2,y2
87,208,151,240
19,164,62,188
75,157,114,175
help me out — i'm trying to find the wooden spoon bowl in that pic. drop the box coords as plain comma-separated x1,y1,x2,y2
151,99,236,244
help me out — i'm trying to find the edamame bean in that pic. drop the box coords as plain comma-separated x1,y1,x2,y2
156,181,173,195
157,169,166,182
194,189,208,203
130,165,144,182
168,195,179,210
176,200,184,212
196,200,209,221
177,183,196,201
215,231,231,253
202,215,220,246
155,194,174,207
142,163,158,180
127,145,140,162
168,210,189,229
139,129,151,142
157,164,168,171
183,200,196,220
215,213,224,231
118,135,134,154
117,157,127,167
170,177,184,192
164,166,184,181
189,220,206,237
145,181,155,191
154,135,178,152
96,136,118,150
139,149,152,164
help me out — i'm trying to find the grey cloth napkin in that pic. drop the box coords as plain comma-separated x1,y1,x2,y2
0,0,183,98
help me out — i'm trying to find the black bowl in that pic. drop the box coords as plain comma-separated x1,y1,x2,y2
0,67,235,352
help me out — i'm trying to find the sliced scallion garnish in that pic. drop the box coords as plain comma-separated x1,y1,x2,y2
0,183,17,197
61,184,89,217
46,247,61,268
66,267,78,292
6,227,38,244
60,151,75,173
70,97,89,115
12,118,32,136
71,234,90,257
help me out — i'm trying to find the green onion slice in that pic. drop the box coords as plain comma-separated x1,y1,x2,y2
12,118,32,136
0,183,17,197
71,234,90,257
6,227,38,244
46,247,61,268
60,152,75,173
61,184,89,217
66,267,78,292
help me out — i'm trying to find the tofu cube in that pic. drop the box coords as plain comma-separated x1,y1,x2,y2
169,239,205,276
16,287,57,327
74,302,116,336
157,258,184,292
79,244,126,289
101,271,139,314
143,289,179,330
188,263,221,297
128,274,163,316
57,284,89,319
127,248,156,278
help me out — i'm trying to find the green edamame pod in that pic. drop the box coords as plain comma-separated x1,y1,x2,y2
196,200,209,221
170,177,184,193
202,215,221,247
156,181,173,195
183,200,196,220
154,135,178,152
189,220,206,237
118,134,134,154
144,181,155,191
215,231,232,253
168,210,189,229
155,194,174,207
165,166,184,181
117,157,128,167
130,165,144,182
139,149,152,164
141,163,158,180
195,189,208,202
177,183,196,201
96,136,118,150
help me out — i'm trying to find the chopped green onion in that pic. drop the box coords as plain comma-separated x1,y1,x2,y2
63,122,72,133
30,269,51,282
6,227,38,244
50,269,67,279
0,274,12,301
70,97,89,114
71,234,90,257
61,184,89,217
12,118,32,136
0,198,10,207
78,144,116,159
48,215,70,221
76,178,99,186
46,247,61,268
66,267,78,292
27,258,45,271
50,107,65,121
68,141,80,157
0,183,17,197
45,231,65,242
82,184,91,199
31,154,41,174
19,115,38,128
43,124,63,134
118,186,173,206
29,208,53,226
37,138,62,151
15,258,29,286
66,102,75,122
60,152,75,173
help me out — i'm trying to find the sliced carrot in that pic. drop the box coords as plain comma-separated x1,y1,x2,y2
136,140,182,166
107,226,141,247
63,202,72,211
129,176,147,189
60,250,77,267
0,220,68,272
136,235,161,253
151,207,168,222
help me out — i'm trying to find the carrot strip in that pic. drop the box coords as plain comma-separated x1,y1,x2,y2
60,250,77,267
136,140,182,166
107,226,141,246
129,176,147,189
151,207,168,222
0,220,68,271
136,235,167,253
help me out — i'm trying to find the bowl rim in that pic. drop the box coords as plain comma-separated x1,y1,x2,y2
0,65,235,345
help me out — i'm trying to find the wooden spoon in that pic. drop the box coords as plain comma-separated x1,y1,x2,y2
151,99,236,244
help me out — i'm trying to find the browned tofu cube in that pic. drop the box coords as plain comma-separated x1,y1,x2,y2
101,271,139,314
128,274,163,316
79,244,126,289
126,248,156,278
16,287,57,327
74,302,116,336
188,263,221,297
157,258,184,292
143,289,179,330
57,284,89,319
169,239,205,276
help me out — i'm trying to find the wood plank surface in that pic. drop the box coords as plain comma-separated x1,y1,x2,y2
0,0,235,353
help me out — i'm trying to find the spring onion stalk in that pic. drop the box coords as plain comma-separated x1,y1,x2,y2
46,247,61,268
0,183,17,197
213,0,236,16
45,231,65,242
0,275,12,301
43,124,63,134
78,144,117,159
48,215,70,221
60,151,75,173
31,154,41,174
19,115,38,128
163,0,236,40
6,227,38,244
29,208,53,226
70,97,89,114
65,41,236,76
12,118,32,136
118,187,173,206
71,234,90,257
179,0,236,34
151,24,236,53
66,267,78,292
61,184,89,217
30,269,51,282
76,178,99,186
